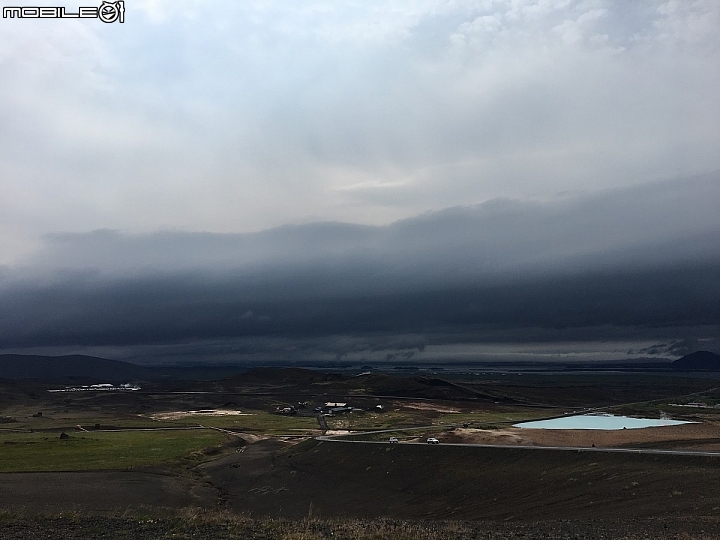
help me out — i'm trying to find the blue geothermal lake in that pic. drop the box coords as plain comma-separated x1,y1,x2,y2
513,414,694,430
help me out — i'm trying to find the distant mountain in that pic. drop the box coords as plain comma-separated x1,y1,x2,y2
671,351,720,371
0,354,151,380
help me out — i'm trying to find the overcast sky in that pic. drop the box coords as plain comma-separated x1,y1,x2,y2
1,1,719,363
1,0,719,264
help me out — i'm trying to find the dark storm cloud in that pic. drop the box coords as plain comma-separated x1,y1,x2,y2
0,262,718,350
0,174,719,355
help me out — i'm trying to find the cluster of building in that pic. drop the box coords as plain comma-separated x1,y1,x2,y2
47,383,141,393
275,401,385,416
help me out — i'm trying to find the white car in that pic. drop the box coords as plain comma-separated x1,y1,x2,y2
389,437,399,443
426,437,440,444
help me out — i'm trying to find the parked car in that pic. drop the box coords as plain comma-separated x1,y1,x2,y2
389,437,399,443
427,437,440,444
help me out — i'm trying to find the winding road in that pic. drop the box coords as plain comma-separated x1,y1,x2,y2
316,435,720,457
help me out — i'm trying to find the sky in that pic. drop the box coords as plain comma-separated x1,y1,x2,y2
0,0,719,364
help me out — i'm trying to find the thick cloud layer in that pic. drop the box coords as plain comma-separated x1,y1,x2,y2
1,175,719,360
14,173,720,281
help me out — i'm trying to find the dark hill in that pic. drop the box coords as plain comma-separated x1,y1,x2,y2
0,354,151,381
0,378,39,409
346,373,481,400
671,351,720,371
222,367,494,401
233,367,342,385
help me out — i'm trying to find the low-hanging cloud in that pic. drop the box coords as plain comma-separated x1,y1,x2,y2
12,172,720,280
0,174,719,356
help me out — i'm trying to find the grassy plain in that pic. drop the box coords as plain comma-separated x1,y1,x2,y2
1,405,319,434
0,430,225,472
164,411,319,433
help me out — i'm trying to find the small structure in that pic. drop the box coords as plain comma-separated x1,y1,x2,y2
326,406,353,416
315,402,355,415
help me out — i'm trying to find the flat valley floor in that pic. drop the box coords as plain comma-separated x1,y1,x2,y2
3,367,720,538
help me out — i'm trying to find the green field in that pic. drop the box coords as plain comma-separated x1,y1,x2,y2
169,411,319,433
1,407,322,435
0,429,225,472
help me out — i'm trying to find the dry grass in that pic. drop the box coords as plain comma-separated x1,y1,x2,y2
2,510,720,539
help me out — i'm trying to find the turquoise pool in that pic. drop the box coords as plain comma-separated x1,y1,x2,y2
513,414,694,430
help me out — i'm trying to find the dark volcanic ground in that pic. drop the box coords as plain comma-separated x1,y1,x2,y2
0,470,217,514
4,437,720,524
201,438,720,521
